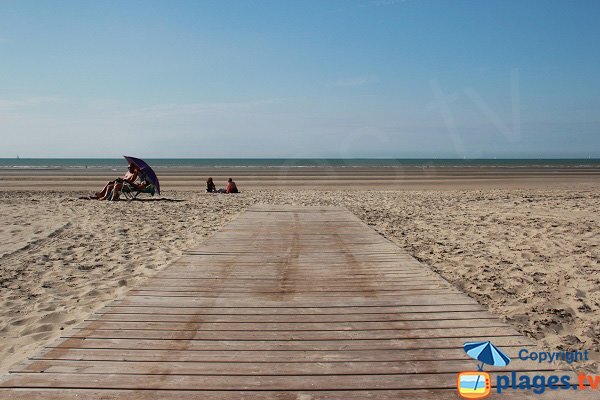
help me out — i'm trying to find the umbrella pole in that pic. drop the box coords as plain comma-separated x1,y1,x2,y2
473,372,482,392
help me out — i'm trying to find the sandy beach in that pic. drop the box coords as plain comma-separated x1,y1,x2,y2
3,2,600,397
1,168,599,373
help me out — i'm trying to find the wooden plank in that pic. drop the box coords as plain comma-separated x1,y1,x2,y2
163,264,428,269
48,336,533,351
0,371,579,391
132,281,450,289
100,304,488,315
30,347,533,363
75,319,506,331
113,294,479,307
129,285,450,291
158,271,431,276
87,310,498,322
145,278,442,285
125,289,456,297
64,326,521,341
139,278,445,285
0,389,593,400
11,359,561,375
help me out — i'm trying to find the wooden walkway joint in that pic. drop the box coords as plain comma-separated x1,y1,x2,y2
0,205,581,399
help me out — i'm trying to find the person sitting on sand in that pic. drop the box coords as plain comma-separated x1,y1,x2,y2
206,177,216,193
225,178,239,194
93,164,139,200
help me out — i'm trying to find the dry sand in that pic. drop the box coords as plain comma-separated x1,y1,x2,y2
1,176,599,373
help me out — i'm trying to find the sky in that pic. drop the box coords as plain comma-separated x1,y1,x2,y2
0,0,599,158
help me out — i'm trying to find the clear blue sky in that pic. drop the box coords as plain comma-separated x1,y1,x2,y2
1,0,599,158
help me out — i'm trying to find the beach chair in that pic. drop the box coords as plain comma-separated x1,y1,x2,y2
115,167,159,200
121,181,157,200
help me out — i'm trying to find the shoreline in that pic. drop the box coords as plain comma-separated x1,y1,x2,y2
1,166,600,191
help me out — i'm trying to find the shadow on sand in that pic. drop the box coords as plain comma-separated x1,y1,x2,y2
129,198,185,202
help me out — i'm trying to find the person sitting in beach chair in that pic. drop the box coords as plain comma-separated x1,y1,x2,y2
225,178,239,194
91,164,139,200
206,177,216,193
115,171,157,201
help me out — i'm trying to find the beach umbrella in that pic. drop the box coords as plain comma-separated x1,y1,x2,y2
123,156,161,195
463,341,511,393
464,341,511,370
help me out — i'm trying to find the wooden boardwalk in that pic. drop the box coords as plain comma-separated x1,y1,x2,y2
0,205,586,399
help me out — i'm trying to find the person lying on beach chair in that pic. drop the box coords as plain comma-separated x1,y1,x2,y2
109,168,157,201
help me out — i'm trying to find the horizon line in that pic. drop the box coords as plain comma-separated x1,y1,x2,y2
2,157,600,160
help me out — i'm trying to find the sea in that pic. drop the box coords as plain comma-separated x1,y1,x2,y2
0,158,599,169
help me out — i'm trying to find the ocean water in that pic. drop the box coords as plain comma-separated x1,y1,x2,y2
0,158,599,169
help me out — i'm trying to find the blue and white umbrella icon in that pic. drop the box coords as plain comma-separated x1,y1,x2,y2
464,341,511,371
463,341,511,394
